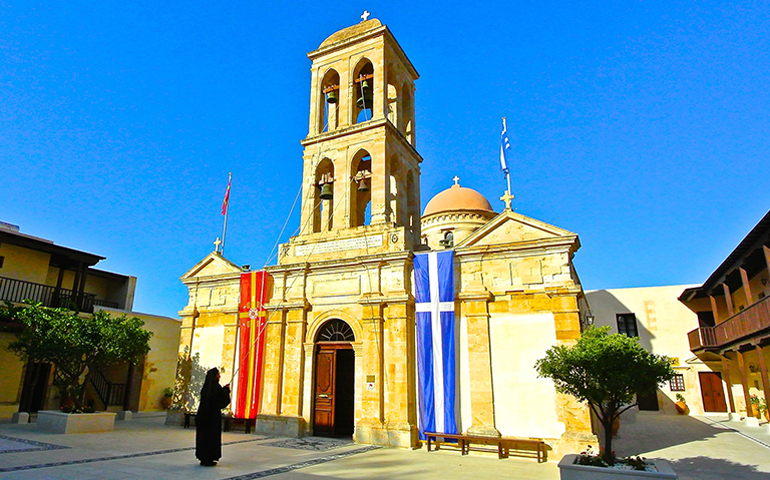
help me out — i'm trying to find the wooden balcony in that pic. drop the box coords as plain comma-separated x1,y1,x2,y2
688,294,770,351
0,276,96,313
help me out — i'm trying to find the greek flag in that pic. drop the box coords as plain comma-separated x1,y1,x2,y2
500,117,511,172
414,250,457,439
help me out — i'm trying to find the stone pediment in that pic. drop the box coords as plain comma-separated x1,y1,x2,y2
455,210,578,249
180,252,243,281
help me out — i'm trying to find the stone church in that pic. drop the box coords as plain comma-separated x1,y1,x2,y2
174,18,595,458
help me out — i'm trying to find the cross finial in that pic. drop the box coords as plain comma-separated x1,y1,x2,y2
500,190,515,210
213,237,222,253
361,10,370,21
453,175,460,186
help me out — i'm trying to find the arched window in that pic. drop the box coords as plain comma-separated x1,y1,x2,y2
389,156,403,225
401,84,414,144
387,82,398,125
319,69,340,133
441,231,454,249
353,59,374,124
313,158,334,233
350,149,372,227
316,319,355,342
406,170,418,242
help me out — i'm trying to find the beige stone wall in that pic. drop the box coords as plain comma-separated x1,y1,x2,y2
0,333,26,418
453,223,595,459
0,243,50,284
586,285,715,415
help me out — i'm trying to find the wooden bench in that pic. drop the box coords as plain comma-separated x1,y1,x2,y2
424,432,547,462
183,412,253,434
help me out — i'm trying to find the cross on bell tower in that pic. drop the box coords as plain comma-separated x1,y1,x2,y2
289,17,423,258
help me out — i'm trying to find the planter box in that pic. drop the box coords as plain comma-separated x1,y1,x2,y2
37,410,116,434
558,454,677,480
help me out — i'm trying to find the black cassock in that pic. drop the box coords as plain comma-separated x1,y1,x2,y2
196,368,231,463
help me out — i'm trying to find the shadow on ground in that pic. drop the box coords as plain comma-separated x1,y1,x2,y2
668,456,767,480
612,412,727,455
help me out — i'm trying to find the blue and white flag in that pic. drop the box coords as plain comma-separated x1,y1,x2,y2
414,250,457,439
500,117,511,172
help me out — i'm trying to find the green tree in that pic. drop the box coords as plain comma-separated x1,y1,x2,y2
3,302,152,412
534,326,674,465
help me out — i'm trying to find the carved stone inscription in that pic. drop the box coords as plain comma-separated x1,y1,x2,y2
295,235,383,256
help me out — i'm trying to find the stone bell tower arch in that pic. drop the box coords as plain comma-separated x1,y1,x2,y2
296,18,422,250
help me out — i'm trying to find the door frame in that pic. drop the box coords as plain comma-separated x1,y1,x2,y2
312,342,354,436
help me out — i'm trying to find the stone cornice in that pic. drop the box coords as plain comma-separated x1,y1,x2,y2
455,235,579,258
270,250,411,274
301,117,387,147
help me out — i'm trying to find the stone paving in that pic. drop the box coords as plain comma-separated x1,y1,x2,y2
0,411,768,479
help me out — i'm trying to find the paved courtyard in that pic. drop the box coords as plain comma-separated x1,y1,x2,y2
0,411,768,479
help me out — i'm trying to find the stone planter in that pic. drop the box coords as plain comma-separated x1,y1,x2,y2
37,410,116,434
558,454,677,479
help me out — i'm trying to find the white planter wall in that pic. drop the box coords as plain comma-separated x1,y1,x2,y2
37,410,116,434
558,454,678,480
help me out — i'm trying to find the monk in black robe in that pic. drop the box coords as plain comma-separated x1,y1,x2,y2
196,368,231,466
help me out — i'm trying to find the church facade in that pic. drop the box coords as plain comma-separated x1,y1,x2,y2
174,18,595,459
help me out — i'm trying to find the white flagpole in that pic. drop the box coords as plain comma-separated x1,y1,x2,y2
221,172,231,255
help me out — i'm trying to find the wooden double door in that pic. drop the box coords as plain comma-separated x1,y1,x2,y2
699,372,728,412
313,344,355,437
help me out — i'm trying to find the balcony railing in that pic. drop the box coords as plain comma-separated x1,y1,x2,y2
0,276,96,313
688,294,770,351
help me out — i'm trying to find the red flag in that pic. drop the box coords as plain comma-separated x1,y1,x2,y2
235,271,272,419
221,173,231,215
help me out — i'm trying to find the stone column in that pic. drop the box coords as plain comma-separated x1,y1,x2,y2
281,308,307,416
354,302,385,444
302,342,315,427
261,308,286,415
382,301,419,447
459,289,500,437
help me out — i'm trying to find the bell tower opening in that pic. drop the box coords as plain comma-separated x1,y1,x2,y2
353,59,374,124
319,69,341,133
313,158,335,233
351,150,372,227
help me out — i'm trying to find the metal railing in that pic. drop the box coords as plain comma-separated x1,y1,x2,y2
0,276,96,313
688,295,770,351
89,368,126,407
93,299,120,309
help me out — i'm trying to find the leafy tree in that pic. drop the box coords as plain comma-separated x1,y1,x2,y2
534,326,674,465
3,302,152,412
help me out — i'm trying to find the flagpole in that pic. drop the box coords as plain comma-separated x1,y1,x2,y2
221,172,232,255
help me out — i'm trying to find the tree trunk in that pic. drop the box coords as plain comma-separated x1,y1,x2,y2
602,417,615,465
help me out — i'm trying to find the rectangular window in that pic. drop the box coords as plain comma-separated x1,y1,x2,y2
669,374,685,392
0,256,4,268
616,313,638,337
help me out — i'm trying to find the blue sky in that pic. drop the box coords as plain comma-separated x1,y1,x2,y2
2,1,768,318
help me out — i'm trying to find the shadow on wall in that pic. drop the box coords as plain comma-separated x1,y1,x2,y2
172,348,207,412
585,290,655,352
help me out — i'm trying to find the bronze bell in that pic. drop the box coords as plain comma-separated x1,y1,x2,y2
357,179,370,192
319,183,333,200
357,80,373,109
326,91,337,104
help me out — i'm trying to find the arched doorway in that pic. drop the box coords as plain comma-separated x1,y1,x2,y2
313,319,355,437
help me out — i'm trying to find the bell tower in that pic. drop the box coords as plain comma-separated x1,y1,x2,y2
280,18,421,263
